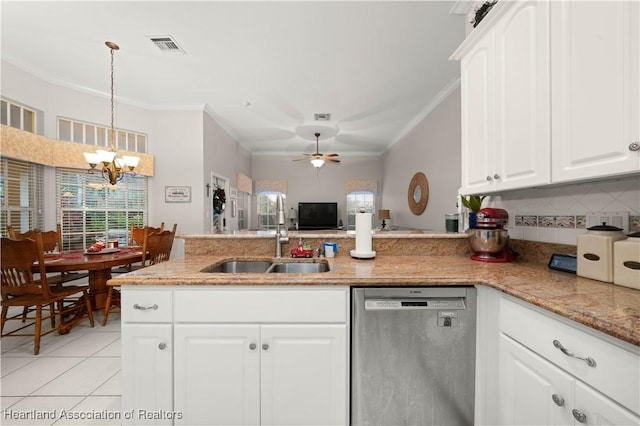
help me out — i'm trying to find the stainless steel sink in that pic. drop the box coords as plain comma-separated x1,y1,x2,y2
201,260,273,273
267,262,330,273
201,259,330,273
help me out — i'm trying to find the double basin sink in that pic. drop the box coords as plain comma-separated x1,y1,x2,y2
202,259,330,274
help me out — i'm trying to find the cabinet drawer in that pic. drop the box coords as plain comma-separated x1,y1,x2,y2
174,287,348,323
121,288,173,323
500,296,640,415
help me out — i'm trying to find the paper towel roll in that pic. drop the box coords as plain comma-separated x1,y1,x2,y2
351,213,375,258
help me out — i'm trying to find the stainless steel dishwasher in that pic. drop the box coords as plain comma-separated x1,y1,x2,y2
351,286,477,426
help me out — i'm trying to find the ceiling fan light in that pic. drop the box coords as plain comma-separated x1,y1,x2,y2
311,158,325,168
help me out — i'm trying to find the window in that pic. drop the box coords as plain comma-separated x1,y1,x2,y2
257,191,284,230
57,168,147,250
346,191,375,230
0,157,44,237
236,191,249,231
1,99,37,133
57,118,147,153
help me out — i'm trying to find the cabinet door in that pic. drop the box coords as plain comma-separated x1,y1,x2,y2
121,323,173,425
494,0,551,190
499,333,574,426
174,324,260,426
551,1,640,182
573,381,640,426
260,324,348,426
461,29,496,193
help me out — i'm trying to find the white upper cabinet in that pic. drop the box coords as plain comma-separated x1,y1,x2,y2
455,0,551,194
494,1,551,191
454,0,639,194
551,1,640,182
460,30,496,193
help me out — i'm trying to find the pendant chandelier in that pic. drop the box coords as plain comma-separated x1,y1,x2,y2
84,41,139,185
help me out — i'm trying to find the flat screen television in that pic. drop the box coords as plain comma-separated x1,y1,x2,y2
298,202,338,230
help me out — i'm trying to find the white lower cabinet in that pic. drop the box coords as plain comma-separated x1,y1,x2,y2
121,324,174,425
498,296,640,425
173,323,347,426
500,333,575,425
122,286,349,426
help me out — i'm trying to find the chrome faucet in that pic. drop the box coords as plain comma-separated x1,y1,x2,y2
275,194,289,258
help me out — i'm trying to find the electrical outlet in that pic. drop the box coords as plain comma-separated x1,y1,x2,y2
586,211,629,232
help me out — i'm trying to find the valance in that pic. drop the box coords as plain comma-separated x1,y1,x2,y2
345,179,378,194
236,172,253,194
0,125,154,176
255,179,287,194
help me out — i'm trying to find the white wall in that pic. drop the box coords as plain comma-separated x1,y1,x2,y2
381,87,462,231
148,110,204,235
203,112,252,232
250,154,383,228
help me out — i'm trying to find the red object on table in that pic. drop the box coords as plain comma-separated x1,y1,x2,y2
39,247,144,309
290,245,314,258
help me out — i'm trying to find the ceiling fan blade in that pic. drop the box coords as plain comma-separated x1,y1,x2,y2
325,153,339,157
293,157,310,162
325,157,341,163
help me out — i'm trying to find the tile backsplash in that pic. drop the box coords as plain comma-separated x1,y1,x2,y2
488,175,640,245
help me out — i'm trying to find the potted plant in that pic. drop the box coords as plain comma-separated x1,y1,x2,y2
460,195,486,229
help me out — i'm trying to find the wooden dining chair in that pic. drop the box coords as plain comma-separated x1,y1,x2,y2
6,224,88,285
141,224,177,267
129,222,165,247
1,232,95,355
103,224,177,326
114,223,166,274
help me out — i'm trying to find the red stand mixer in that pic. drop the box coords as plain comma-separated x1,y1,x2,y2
468,208,516,262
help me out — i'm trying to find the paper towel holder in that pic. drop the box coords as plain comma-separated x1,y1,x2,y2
408,172,429,215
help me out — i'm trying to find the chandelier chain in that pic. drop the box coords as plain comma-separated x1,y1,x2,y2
109,46,115,151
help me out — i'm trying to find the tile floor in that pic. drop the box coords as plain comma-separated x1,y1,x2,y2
1,280,122,426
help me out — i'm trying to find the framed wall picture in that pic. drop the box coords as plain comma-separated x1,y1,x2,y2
165,186,192,203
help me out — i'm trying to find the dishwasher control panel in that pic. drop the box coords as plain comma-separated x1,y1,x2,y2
364,297,466,311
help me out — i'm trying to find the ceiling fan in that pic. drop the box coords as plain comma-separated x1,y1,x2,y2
294,132,340,168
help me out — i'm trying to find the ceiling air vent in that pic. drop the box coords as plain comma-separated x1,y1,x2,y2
314,113,331,121
148,36,186,54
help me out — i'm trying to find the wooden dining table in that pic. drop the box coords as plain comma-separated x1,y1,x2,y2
40,247,144,310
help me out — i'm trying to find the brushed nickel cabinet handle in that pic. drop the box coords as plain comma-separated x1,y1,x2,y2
553,340,597,367
572,409,587,423
158,342,167,350
133,303,158,311
249,343,257,350
629,142,640,151
552,394,564,407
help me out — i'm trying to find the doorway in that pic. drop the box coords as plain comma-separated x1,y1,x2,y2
210,172,229,233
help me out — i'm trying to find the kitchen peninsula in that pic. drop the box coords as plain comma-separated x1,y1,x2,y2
111,231,640,426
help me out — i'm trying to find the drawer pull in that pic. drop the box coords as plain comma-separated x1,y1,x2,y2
551,394,564,407
158,342,167,350
553,340,597,367
262,343,269,351
572,409,587,423
249,343,257,350
133,303,158,311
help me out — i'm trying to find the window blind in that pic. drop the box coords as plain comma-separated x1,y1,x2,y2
0,157,44,237
56,168,148,250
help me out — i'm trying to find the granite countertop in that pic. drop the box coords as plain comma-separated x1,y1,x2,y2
109,254,640,347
